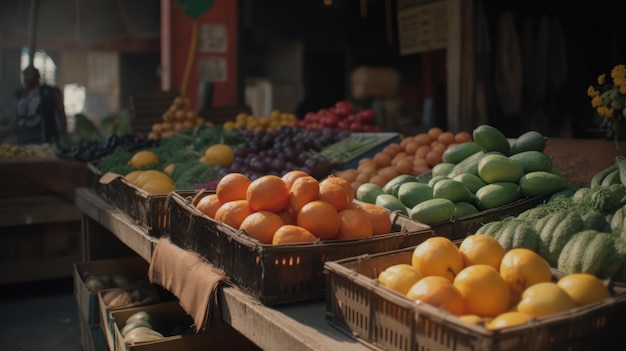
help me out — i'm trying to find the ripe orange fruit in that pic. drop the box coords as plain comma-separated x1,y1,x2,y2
437,131,455,146
486,311,532,330
458,234,505,270
335,208,373,240
357,203,392,235
281,170,310,190
297,200,340,240
378,264,422,295
454,131,473,144
214,200,254,229
406,276,465,316
499,248,552,304
216,173,251,203
427,127,443,140
321,176,355,203
411,237,465,282
319,181,350,212
240,211,284,244
195,193,223,218
246,175,290,212
277,205,297,225
454,264,512,318
289,175,320,213
556,273,610,307
272,225,318,245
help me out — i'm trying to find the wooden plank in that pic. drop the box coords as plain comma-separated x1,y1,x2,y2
0,255,80,284
0,201,81,227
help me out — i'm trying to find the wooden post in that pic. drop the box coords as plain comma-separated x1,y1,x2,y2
446,0,475,132
28,0,39,66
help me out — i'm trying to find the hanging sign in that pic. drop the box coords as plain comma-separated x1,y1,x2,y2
397,0,447,55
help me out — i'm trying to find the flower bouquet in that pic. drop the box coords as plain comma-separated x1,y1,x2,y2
587,64,626,148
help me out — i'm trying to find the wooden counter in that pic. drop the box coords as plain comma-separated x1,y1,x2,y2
544,138,626,185
75,187,370,351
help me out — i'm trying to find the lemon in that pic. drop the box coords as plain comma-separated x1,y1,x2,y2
125,170,145,185
142,178,176,194
134,170,172,188
128,150,159,169
203,144,235,167
163,163,175,176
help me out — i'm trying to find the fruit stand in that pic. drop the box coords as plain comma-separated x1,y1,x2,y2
70,112,626,351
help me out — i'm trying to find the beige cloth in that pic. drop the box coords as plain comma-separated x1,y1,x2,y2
148,237,228,332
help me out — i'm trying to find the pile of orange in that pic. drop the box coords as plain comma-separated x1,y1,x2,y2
333,127,473,192
194,170,393,245
378,235,612,331
147,95,209,140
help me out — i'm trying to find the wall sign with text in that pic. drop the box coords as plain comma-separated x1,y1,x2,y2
397,0,447,55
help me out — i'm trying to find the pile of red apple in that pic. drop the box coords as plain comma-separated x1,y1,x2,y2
295,101,381,132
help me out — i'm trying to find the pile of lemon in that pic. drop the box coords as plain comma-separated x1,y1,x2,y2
222,110,297,132
125,150,175,194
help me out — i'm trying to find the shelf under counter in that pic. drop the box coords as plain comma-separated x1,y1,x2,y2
74,187,370,351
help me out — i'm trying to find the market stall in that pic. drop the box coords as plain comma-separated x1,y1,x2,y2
0,156,87,284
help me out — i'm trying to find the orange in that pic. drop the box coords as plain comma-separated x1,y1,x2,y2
195,193,223,218
216,173,251,203
454,131,473,144
357,203,392,235
319,181,350,212
437,131,455,146
281,170,310,190
321,176,355,203
411,237,465,282
453,264,512,318
289,176,320,213
499,248,552,304
373,152,392,168
297,200,340,240
277,205,297,225
406,276,465,316
214,200,254,229
240,211,284,244
246,175,290,212
486,311,532,330
427,127,443,141
414,133,432,145
516,282,577,317
335,208,373,240
556,273,610,307
458,234,505,270
378,264,422,296
272,225,318,245
425,149,443,167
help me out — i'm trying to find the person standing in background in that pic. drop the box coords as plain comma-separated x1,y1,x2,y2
3,65,67,145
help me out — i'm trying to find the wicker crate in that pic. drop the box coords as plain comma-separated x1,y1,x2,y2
167,191,434,306
324,246,626,351
95,172,196,237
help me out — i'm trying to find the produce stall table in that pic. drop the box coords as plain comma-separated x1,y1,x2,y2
0,158,86,284
75,187,372,351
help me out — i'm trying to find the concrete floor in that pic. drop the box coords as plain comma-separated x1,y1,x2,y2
0,278,82,351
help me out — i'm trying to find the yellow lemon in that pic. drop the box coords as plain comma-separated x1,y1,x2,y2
557,273,610,307
203,144,235,167
486,311,532,330
378,264,422,296
128,150,159,169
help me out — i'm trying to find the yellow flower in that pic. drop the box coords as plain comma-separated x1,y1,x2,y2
611,64,626,79
597,106,606,117
592,95,603,107
598,74,606,85
607,107,615,117
614,77,626,86
620,85,626,95
587,85,599,97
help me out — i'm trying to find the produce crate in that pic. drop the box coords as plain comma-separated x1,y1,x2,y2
111,300,259,351
388,194,548,241
79,311,109,351
95,172,196,236
167,191,433,306
323,132,401,170
324,246,626,351
74,256,150,326
98,283,167,349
